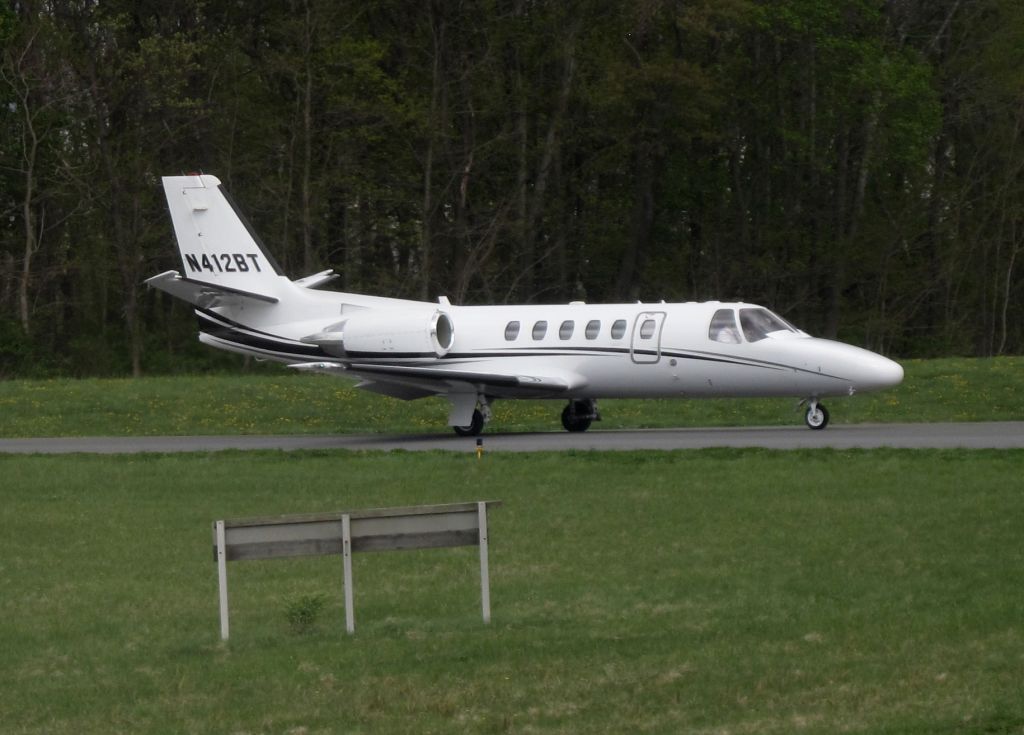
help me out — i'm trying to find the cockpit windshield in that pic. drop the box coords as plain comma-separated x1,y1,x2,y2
709,309,741,343
710,307,798,343
739,308,797,342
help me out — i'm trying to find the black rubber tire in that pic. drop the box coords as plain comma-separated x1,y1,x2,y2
561,403,593,433
453,409,485,437
805,403,830,430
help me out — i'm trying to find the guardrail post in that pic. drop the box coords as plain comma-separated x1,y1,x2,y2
342,513,355,634
215,520,230,641
478,501,491,624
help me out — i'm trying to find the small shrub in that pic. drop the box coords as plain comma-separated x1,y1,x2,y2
283,593,328,635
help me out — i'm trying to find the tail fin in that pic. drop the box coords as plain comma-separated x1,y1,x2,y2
161,174,284,299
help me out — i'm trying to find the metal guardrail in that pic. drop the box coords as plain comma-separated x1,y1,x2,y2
213,501,501,639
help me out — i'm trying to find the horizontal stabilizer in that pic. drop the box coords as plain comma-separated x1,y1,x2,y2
293,269,339,289
300,330,345,346
145,270,278,307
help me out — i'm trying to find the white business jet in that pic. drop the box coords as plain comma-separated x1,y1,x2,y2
147,174,903,435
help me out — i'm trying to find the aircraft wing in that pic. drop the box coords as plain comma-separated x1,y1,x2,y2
287,361,587,399
145,270,278,307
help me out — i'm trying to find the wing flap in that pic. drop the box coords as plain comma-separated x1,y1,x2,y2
287,361,349,375
347,362,586,395
286,360,587,397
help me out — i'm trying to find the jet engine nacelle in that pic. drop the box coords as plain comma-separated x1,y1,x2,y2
340,309,454,358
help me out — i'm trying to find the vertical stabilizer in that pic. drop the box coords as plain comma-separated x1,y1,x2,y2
162,174,284,298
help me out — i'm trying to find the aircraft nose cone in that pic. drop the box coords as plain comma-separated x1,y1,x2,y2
857,353,904,391
880,357,904,387
807,340,904,394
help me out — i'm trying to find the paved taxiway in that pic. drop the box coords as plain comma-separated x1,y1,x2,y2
1,422,1021,454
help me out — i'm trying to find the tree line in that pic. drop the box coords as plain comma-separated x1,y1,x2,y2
1,0,1022,377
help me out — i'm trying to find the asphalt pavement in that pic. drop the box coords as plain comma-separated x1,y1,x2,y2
1,422,1022,454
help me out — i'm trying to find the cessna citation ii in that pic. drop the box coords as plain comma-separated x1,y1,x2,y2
147,174,904,436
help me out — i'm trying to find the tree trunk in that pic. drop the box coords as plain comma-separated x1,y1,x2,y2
12,35,41,336
522,25,577,300
420,4,444,300
18,164,36,335
616,142,656,301
300,0,315,274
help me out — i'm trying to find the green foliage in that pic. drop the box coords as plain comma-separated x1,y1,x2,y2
1,0,1023,376
283,593,329,635
0,319,35,378
0,3,15,47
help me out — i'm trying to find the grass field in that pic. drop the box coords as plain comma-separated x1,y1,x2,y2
2,449,1022,734
0,356,1021,437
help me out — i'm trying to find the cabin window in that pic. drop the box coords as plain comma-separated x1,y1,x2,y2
639,319,657,339
504,321,521,341
739,308,795,343
559,320,574,340
585,320,601,340
709,309,740,343
532,320,548,340
610,319,627,339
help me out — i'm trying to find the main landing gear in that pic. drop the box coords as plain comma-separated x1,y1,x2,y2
453,409,485,437
803,399,830,430
561,399,600,433
452,397,492,437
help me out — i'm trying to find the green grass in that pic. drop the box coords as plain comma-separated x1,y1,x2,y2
1,450,1022,733
0,356,1021,437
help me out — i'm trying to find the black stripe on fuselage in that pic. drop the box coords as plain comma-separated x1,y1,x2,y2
444,347,786,373
339,348,846,381
439,345,846,381
194,306,296,341
196,311,327,359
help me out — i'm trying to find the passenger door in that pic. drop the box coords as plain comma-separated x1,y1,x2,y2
630,311,666,364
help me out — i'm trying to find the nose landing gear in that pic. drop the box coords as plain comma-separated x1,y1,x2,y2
803,399,830,430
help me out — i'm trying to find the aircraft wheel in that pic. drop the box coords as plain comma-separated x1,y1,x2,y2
804,403,830,430
453,409,485,437
561,403,593,433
